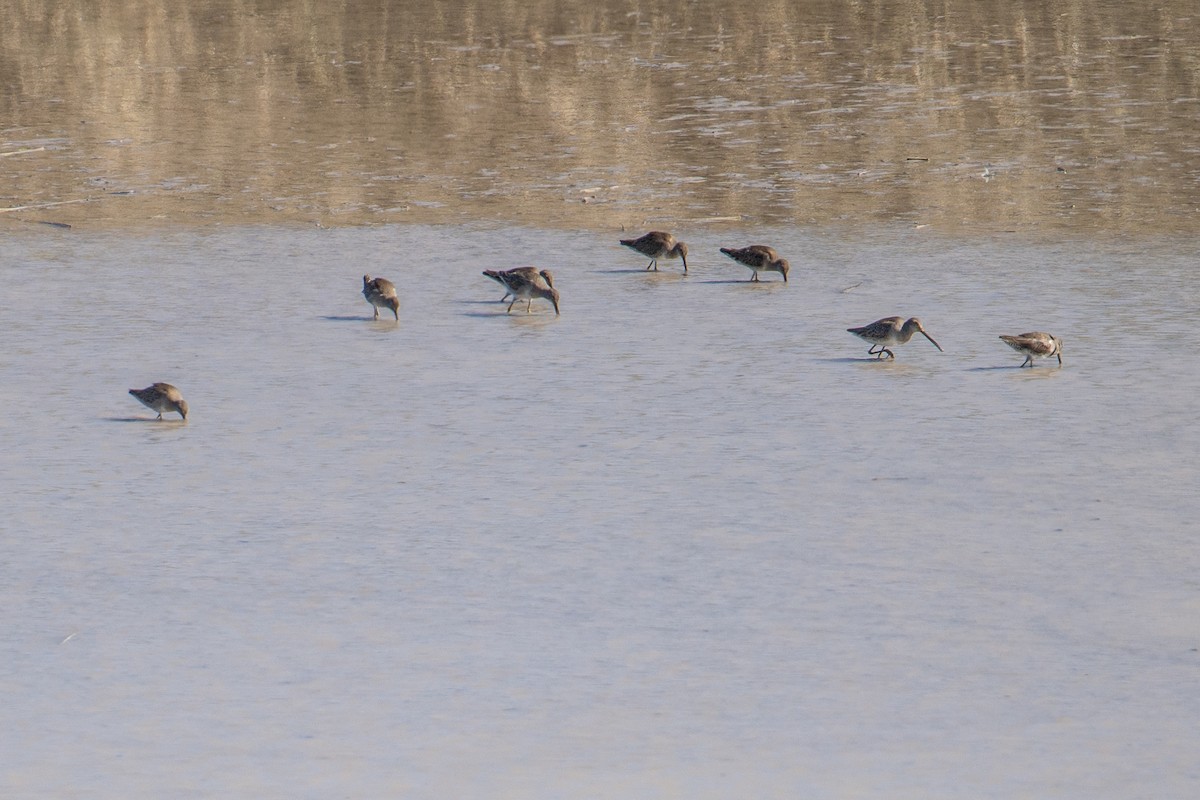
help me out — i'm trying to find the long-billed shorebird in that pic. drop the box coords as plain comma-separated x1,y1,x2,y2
719,245,789,282
129,383,188,421
362,275,399,320
501,267,560,315
619,231,688,273
847,316,943,359
999,332,1063,367
482,267,555,302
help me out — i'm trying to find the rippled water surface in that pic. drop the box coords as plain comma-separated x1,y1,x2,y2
2,223,1199,798
3,0,1200,797
3,0,1200,232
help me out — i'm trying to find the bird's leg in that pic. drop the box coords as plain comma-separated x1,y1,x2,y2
156,412,163,420
752,272,759,282
868,344,884,356
373,307,380,320
507,298,517,314
884,348,895,359
526,298,533,313
1022,356,1033,367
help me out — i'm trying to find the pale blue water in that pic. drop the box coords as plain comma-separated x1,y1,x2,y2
2,223,1198,798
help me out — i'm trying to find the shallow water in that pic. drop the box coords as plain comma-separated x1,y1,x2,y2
4,0,1200,795
2,223,1198,797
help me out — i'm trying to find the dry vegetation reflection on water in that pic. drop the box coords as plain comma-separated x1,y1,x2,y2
2,0,1199,232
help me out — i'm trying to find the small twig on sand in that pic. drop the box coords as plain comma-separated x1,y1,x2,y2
0,197,92,214
0,146,46,158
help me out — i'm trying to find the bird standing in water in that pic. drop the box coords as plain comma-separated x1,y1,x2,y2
719,245,790,282
362,275,399,320
847,316,943,360
129,383,188,421
500,268,560,315
619,231,688,273
482,267,555,302
999,332,1063,367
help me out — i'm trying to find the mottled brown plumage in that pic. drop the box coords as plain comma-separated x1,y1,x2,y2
847,317,943,360
362,275,399,320
498,268,560,315
999,332,1063,367
719,245,789,282
129,383,188,420
483,268,555,302
619,231,688,273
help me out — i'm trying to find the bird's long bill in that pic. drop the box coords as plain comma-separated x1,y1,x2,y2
681,254,688,273
922,331,944,351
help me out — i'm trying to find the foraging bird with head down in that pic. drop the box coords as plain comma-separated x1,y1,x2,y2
362,275,399,320
482,267,555,303
999,332,1062,367
719,244,789,282
129,382,188,421
498,267,560,315
619,231,688,273
847,316,943,360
